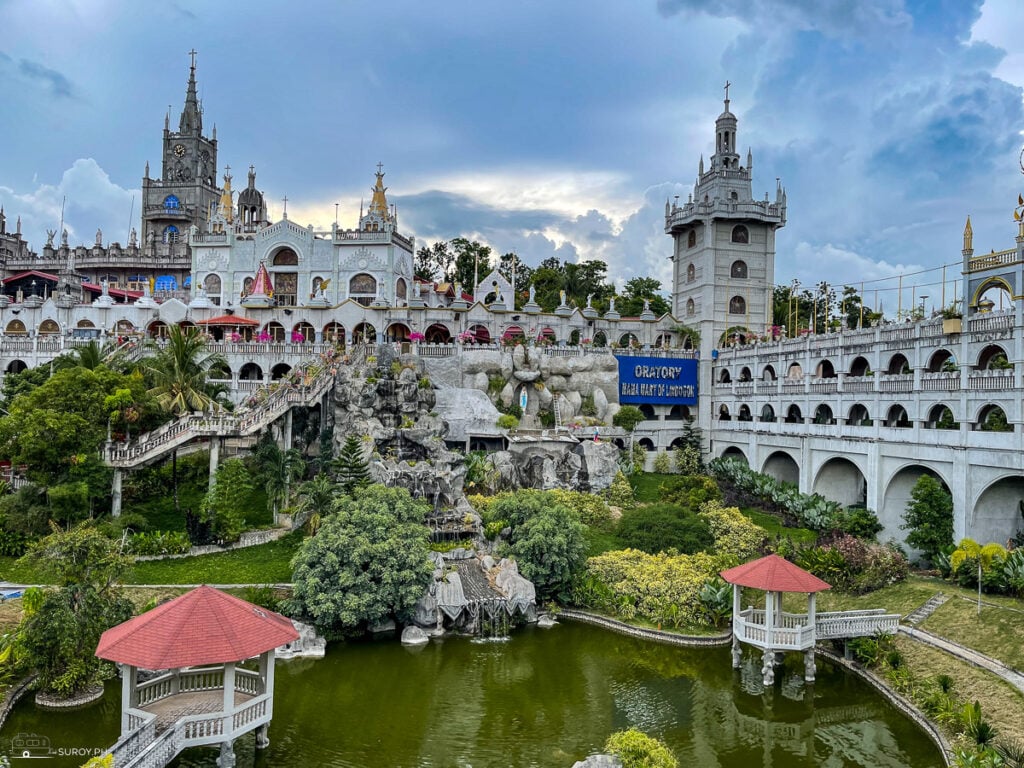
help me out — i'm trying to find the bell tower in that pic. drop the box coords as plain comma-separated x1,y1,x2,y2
141,51,221,260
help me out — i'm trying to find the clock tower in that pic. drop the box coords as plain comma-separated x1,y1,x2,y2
140,52,221,269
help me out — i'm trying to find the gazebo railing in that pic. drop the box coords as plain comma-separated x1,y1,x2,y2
816,609,899,639
734,607,816,650
135,666,264,708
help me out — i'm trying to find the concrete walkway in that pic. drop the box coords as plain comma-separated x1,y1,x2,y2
898,624,1024,694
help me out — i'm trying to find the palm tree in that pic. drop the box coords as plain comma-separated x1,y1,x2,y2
71,340,105,370
294,473,338,534
255,438,306,526
144,325,228,516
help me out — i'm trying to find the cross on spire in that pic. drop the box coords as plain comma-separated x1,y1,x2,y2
189,48,198,69
282,195,288,218
376,161,384,175
724,80,731,101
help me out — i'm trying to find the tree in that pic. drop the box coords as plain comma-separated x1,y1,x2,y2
18,523,134,697
449,237,492,291
414,243,441,282
289,485,433,631
254,438,306,525
294,473,338,534
617,277,671,318
416,241,452,282
332,434,371,495
201,458,255,542
902,475,954,564
145,326,228,516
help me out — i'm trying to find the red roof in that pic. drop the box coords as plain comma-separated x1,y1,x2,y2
196,315,261,326
720,554,831,593
96,585,299,669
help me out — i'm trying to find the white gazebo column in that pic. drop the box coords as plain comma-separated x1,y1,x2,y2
804,592,817,683
762,590,775,686
731,584,742,669
219,662,236,768
255,649,274,749
120,664,136,735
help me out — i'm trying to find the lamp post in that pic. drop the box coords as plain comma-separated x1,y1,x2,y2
920,295,929,320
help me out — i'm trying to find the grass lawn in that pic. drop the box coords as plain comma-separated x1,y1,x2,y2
584,528,622,558
739,506,816,545
808,575,945,618
125,483,271,532
920,594,1024,673
894,635,1024,745
628,472,674,503
128,532,302,584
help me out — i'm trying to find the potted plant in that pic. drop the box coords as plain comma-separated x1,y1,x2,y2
941,302,963,334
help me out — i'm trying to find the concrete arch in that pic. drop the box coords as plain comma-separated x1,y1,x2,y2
849,356,871,376
847,403,871,426
927,349,956,372
386,322,411,342
292,321,315,343
762,364,777,381
759,404,775,422
271,363,292,380
638,404,656,420
737,404,752,421
813,404,835,424
739,366,752,382
925,403,958,430
886,353,910,375
721,446,748,464
6,359,27,374
971,276,1012,307
785,362,803,380
885,404,912,428
38,319,61,335
209,361,231,380
975,403,1011,432
323,322,345,344
784,404,803,423
424,322,452,343
352,322,377,343
239,362,263,380
976,343,1010,370
719,368,732,383
815,359,836,378
637,438,655,451
762,451,799,486
813,457,866,509
880,464,949,544
973,476,1024,545
718,404,731,421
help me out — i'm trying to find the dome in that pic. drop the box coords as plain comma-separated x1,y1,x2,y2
238,185,263,206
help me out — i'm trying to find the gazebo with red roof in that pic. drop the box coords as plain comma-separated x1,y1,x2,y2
96,585,298,768
720,554,831,685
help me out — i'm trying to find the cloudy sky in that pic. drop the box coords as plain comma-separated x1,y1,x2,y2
1,0,1022,309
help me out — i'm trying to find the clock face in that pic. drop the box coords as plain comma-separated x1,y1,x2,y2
173,144,186,157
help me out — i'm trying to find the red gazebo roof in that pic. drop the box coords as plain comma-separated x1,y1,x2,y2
96,585,299,669
196,315,260,326
720,554,831,593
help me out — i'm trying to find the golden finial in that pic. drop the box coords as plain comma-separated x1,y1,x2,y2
963,215,973,252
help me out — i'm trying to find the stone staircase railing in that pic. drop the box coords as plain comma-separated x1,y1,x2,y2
102,364,335,469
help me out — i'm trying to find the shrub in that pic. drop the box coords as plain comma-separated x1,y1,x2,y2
496,413,520,430
652,451,672,475
537,408,556,428
581,394,597,417
549,490,614,531
613,406,645,432
605,471,634,507
660,475,721,510
834,506,883,540
709,457,840,530
630,443,646,474
581,548,721,627
673,445,702,476
797,535,908,593
901,474,954,564
698,579,732,628
616,504,713,555
604,728,678,768
698,500,768,561
126,530,192,556
505,502,587,601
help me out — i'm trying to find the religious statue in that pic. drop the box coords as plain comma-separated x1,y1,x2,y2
413,281,421,298
609,297,616,312
100,279,109,296
95,228,102,247
559,289,566,306
129,228,137,247
45,229,55,248
61,229,68,247
528,285,536,302
147,229,156,245
586,293,593,308
642,298,651,312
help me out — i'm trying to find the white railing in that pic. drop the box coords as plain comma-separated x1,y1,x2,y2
816,609,900,639
733,607,899,651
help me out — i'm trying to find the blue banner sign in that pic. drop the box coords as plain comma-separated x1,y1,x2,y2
617,356,698,405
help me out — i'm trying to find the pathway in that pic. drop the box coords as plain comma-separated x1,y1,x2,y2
898,625,1024,694
903,592,949,626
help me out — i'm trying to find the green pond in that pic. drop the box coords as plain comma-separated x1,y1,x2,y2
1,622,942,767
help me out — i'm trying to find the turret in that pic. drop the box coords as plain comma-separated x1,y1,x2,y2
963,216,974,256
179,53,202,135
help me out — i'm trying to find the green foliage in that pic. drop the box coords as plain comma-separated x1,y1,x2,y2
487,375,507,395
548,489,614,530
537,408,556,428
332,433,371,495
834,506,884,540
604,728,679,768
144,325,229,416
126,530,191,556
652,451,672,475
80,755,114,768
503,498,587,601
659,475,721,509
46,482,89,527
463,451,497,495
710,457,841,530
612,406,644,432
496,413,520,430
578,548,721,627
254,438,306,521
294,473,338,534
605,471,635,507
242,585,282,613
581,394,597,417
484,520,506,541
0,484,51,536
616,504,713,555
290,486,433,631
0,527,30,556
794,534,908,594
201,458,255,543
629,443,646,475
18,524,133,696
980,407,1011,432
697,500,769,561
698,579,733,628
902,474,954,563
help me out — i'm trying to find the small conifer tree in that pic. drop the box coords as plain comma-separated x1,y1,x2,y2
333,434,371,495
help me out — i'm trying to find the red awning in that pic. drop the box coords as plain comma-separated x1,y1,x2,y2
196,315,260,326
720,554,831,593
96,585,298,669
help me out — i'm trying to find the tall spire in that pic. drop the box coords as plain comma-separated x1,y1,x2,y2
179,49,202,135
963,216,973,254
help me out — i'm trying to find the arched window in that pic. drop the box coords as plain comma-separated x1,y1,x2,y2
730,191,739,201
687,230,697,248
163,195,180,210
729,295,746,315
396,278,407,300
760,404,775,423
686,264,695,282
686,298,695,316
731,225,749,244
349,273,377,295
162,225,179,244
204,274,222,298
273,248,299,266
731,260,747,279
